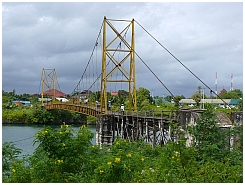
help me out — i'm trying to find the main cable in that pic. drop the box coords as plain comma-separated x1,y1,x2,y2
135,20,231,108
71,21,104,95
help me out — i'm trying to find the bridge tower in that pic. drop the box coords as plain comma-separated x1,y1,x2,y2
41,68,57,105
100,17,137,114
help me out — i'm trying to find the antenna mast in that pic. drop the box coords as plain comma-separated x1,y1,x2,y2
215,72,218,98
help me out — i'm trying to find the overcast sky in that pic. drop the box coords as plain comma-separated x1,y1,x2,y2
2,2,243,98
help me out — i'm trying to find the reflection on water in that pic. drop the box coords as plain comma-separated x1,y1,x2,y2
2,124,96,156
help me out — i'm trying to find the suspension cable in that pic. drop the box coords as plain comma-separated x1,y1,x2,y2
135,20,231,108
38,73,42,95
71,21,104,95
87,40,123,91
134,50,175,97
87,26,130,92
56,78,62,94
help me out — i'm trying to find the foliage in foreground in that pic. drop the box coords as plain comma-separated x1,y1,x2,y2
2,108,243,183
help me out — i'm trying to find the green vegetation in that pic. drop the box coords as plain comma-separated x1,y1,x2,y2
2,90,87,124
218,89,243,99
2,88,177,124
2,105,87,125
2,86,242,124
2,106,243,183
88,87,177,112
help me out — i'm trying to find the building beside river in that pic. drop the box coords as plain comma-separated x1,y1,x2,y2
179,99,240,109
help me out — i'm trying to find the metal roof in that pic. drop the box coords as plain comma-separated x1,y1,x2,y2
179,99,234,104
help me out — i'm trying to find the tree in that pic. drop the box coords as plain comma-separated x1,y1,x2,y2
136,87,151,110
2,142,22,180
190,105,231,162
237,98,243,111
219,89,243,99
118,90,128,97
88,91,100,102
2,96,11,105
191,86,202,106
173,95,182,107
164,95,173,103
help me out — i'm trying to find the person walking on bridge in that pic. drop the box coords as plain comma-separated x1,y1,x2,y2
120,104,124,115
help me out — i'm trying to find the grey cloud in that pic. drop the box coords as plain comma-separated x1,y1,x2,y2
2,2,243,97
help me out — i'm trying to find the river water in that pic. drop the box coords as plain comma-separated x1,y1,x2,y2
2,124,96,156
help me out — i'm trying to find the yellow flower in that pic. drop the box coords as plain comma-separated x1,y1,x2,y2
65,124,69,128
116,142,119,145
65,130,69,133
92,145,95,148
57,160,63,163
126,153,132,157
62,143,66,147
12,169,16,173
172,156,175,159
35,133,39,137
123,140,126,142
42,131,45,135
115,158,121,163
107,161,112,165
59,132,63,134
65,179,68,183
100,170,104,174
141,158,145,162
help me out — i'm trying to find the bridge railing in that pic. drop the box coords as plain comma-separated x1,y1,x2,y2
44,100,180,119
105,109,178,120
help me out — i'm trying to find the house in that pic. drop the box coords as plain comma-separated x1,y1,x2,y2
179,99,240,109
179,99,196,106
38,98,52,102
219,88,227,95
12,100,31,106
153,97,170,104
43,89,66,98
111,92,118,96
79,90,92,99
56,97,69,102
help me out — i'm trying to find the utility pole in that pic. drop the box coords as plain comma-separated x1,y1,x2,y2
151,89,155,98
202,87,205,109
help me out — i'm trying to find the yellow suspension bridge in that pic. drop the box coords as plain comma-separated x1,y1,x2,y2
40,17,234,146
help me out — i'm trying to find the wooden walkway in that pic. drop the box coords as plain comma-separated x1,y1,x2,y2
96,109,204,146
45,103,206,146
45,103,242,147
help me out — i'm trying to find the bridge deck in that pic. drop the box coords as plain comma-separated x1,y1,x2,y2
44,103,206,146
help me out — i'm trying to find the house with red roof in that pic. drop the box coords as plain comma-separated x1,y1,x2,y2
111,91,118,96
43,89,66,98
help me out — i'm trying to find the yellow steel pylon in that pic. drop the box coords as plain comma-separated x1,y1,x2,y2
41,68,57,105
100,17,137,114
